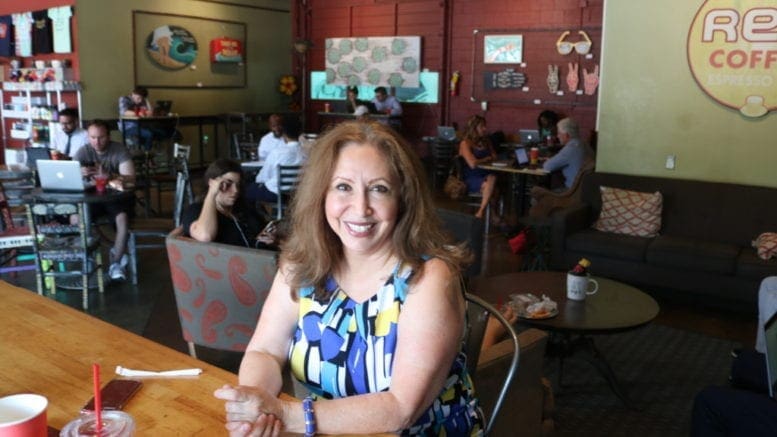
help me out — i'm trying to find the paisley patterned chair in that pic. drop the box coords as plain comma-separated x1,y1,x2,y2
165,228,278,358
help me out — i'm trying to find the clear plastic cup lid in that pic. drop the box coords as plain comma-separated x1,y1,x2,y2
60,411,135,436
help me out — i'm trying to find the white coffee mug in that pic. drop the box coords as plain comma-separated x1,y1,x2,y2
567,273,599,301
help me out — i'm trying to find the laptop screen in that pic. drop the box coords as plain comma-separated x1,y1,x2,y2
766,311,777,400
515,147,529,165
25,147,51,169
519,129,540,145
437,126,457,142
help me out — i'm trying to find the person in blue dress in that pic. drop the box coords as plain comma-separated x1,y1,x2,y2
458,115,498,219
215,120,484,436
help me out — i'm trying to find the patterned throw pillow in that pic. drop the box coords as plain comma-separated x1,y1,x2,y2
593,186,663,237
753,232,777,260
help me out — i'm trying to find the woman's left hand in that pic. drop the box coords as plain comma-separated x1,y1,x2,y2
215,384,283,432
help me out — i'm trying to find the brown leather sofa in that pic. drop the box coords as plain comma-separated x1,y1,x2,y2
548,172,777,312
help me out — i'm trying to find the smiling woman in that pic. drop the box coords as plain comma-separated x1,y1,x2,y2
214,121,485,436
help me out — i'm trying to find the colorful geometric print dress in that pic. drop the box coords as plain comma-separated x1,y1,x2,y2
289,262,485,436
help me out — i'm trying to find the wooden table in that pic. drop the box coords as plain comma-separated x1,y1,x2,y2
470,271,659,407
0,282,390,436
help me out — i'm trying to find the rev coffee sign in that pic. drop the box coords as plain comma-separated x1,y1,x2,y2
687,0,777,118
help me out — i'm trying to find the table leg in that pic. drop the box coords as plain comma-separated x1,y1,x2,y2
548,332,639,409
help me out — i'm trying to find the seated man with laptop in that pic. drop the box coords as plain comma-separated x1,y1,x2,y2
72,120,136,281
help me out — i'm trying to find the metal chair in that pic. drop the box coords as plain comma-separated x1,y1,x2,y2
232,132,257,161
0,181,37,280
431,139,457,190
150,143,191,216
28,201,105,309
464,293,520,436
260,164,302,220
127,154,193,285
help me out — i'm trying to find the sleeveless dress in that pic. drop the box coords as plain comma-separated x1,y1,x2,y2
461,146,492,194
289,262,484,436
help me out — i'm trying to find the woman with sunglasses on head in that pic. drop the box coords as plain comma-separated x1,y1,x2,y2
182,158,269,248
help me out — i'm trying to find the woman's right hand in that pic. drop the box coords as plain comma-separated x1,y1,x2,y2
224,414,282,437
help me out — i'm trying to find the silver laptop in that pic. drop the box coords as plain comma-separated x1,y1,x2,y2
765,311,777,400
519,129,540,145
37,160,95,192
515,147,530,167
437,126,457,142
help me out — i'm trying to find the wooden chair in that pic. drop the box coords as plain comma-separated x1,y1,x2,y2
127,154,193,285
463,293,520,436
529,159,595,219
165,229,278,358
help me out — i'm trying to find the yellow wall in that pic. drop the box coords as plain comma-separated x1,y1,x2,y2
76,0,291,120
597,0,777,188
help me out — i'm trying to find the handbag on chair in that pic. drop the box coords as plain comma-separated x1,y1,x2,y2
444,174,467,200
443,157,467,200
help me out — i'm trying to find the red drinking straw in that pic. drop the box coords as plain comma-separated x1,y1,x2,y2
92,363,102,433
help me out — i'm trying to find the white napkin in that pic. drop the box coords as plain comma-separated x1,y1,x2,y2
115,365,202,377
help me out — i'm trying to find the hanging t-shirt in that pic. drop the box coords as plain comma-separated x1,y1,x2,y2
31,10,53,54
47,6,72,54
0,15,13,57
11,12,33,57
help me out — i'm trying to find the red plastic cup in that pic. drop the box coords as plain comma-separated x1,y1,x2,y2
60,411,135,437
94,174,109,194
0,394,48,437
530,147,539,165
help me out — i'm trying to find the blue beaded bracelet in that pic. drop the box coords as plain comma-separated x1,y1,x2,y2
303,395,316,436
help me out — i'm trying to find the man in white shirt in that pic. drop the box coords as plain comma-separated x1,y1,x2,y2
372,86,402,115
246,116,306,205
256,114,286,161
50,108,88,158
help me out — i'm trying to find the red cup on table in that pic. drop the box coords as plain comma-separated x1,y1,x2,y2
94,173,109,194
530,147,539,165
0,393,48,437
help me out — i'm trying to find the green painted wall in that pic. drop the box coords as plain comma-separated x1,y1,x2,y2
76,0,291,120
597,0,776,188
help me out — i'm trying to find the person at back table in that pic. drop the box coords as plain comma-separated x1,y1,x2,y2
345,86,371,114
50,107,87,159
181,158,269,249
118,86,175,151
459,115,498,220
542,117,595,190
257,114,285,161
214,120,484,435
372,86,402,116
74,120,136,281
245,116,307,209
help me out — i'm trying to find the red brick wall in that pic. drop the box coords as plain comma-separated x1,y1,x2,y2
298,0,603,148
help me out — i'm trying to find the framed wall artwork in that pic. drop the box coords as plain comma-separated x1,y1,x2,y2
324,36,421,88
484,34,523,64
133,11,246,88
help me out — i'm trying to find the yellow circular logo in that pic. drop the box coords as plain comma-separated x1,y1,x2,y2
687,0,777,118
